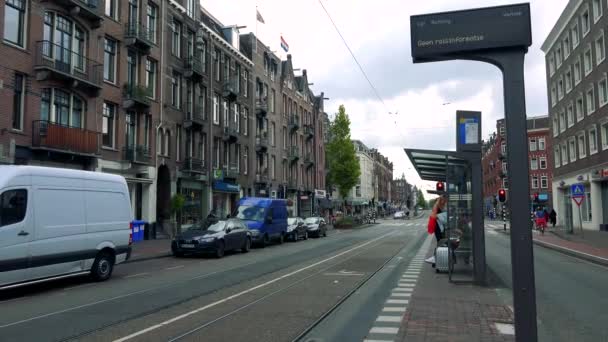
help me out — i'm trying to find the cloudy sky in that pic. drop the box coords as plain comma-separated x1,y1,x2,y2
203,0,568,196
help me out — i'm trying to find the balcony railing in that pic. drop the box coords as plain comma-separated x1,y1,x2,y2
184,102,205,128
222,126,239,143
124,22,154,52
55,0,103,26
304,153,314,168
123,145,151,164
287,178,299,190
34,41,102,94
185,57,204,79
255,98,268,117
289,114,300,131
288,146,300,162
255,134,269,153
32,120,100,155
223,163,239,179
182,157,206,174
304,124,314,139
255,170,269,184
123,84,152,109
222,79,238,100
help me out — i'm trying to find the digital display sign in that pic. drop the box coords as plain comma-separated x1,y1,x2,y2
410,3,532,62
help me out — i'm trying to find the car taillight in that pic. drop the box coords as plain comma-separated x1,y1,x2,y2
129,222,133,245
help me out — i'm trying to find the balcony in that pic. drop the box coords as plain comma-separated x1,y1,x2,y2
304,154,315,168
222,126,239,143
288,146,300,163
184,102,205,128
34,41,102,96
223,164,239,180
222,79,238,101
184,57,204,80
122,145,151,165
32,120,100,156
255,170,269,184
124,22,154,54
255,134,269,153
289,114,300,132
255,98,268,117
304,124,314,139
54,0,103,27
182,157,206,174
123,84,152,109
287,179,299,191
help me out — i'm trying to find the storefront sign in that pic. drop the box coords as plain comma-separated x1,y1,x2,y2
212,181,240,193
213,169,224,180
314,189,327,198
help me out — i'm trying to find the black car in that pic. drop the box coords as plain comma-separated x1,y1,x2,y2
287,217,308,241
305,217,327,238
171,219,251,258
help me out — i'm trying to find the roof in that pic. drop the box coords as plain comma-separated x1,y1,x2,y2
0,165,125,188
404,148,470,182
541,0,581,52
527,115,550,130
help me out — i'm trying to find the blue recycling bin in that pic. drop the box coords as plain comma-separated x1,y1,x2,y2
131,220,147,242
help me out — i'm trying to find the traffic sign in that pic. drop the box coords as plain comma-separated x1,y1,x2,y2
573,197,584,207
571,183,585,198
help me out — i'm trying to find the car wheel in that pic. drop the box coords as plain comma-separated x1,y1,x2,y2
304,231,308,240
91,251,114,281
242,237,251,253
216,241,225,258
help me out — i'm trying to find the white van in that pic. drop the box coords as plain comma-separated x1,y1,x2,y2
0,166,133,289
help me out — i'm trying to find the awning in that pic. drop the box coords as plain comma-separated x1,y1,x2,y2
404,148,469,182
212,181,240,193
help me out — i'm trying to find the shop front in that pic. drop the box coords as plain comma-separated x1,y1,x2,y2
179,179,208,230
212,180,241,218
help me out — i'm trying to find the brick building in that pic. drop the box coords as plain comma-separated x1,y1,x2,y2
370,148,393,209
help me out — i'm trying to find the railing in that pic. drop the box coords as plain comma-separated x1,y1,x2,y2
123,84,152,107
289,114,300,130
124,22,154,47
35,41,102,88
223,126,238,138
304,153,314,165
55,0,102,21
289,146,300,160
123,145,151,164
223,163,239,179
255,134,268,149
287,178,299,190
222,80,238,98
185,102,205,124
255,98,268,116
185,57,204,76
304,124,314,137
32,120,99,155
183,157,206,173
255,170,269,183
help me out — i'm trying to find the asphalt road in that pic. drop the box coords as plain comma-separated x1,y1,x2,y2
484,227,608,341
0,217,428,342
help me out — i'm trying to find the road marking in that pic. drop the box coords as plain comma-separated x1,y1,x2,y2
382,306,406,312
487,230,498,235
376,315,402,322
401,275,418,279
399,282,416,287
123,272,149,279
112,231,397,342
396,283,415,287
370,327,399,334
164,265,185,270
387,299,409,304
363,340,394,342
393,287,413,292
403,271,419,274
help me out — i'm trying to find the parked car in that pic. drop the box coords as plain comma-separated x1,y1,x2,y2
305,217,327,238
287,217,308,241
0,166,132,290
236,197,288,247
172,219,251,258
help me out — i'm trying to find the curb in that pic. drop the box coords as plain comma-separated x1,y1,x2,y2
125,251,172,264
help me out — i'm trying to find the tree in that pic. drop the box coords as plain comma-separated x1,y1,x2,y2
326,105,361,200
416,189,426,209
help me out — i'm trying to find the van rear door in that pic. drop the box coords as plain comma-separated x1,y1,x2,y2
0,188,32,287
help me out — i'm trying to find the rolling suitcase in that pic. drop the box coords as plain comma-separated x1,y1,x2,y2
435,246,449,273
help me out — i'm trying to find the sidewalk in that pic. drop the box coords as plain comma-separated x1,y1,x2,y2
396,244,514,342
127,238,172,263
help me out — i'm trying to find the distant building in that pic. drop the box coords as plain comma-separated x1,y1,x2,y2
392,174,412,209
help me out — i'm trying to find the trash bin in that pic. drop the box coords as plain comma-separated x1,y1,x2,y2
600,224,608,232
131,220,147,242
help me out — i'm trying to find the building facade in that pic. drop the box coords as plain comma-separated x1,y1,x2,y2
542,0,608,230
370,148,393,208
391,174,412,209
0,0,326,233
349,140,374,209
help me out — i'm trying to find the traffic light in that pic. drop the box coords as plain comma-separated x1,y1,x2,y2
498,189,506,203
533,192,539,203
436,182,445,192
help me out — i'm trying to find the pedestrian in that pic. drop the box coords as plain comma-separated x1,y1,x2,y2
550,209,557,227
543,208,549,224
425,195,447,264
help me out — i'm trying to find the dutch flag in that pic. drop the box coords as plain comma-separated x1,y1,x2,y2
280,36,289,52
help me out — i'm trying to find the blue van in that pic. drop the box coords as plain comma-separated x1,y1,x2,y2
235,197,288,247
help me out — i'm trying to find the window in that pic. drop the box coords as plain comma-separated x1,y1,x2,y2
223,100,229,127
538,137,546,150
244,146,248,175
529,138,537,151
270,89,276,113
576,96,585,121
213,138,220,168
43,13,87,71
199,86,207,120
214,49,221,81
582,192,592,222
559,110,566,133
564,35,571,58
551,85,557,106
553,116,559,136
105,0,117,19
502,162,507,173
601,121,608,150
186,0,194,17
540,156,547,169
172,19,181,57
587,87,596,114
171,72,181,108
556,45,563,67
243,70,249,97
567,103,574,127
234,103,240,132
574,57,582,84
271,156,276,179
213,94,220,124
558,77,564,99
104,38,117,83
572,23,580,47
502,178,509,189
176,125,181,161
530,157,538,170
584,46,593,75
531,176,539,189
578,132,587,158
561,143,568,165
569,137,577,163
554,146,561,167
283,127,287,149
224,56,230,82
271,123,276,145
4,0,26,47
102,102,116,147
549,55,556,75
600,77,608,107
144,115,150,149
145,58,156,99
541,176,548,189
501,141,507,154
39,88,84,128
582,9,591,36
147,3,158,44
243,107,248,136
596,32,606,64
235,144,240,172
593,0,602,22
589,125,598,154
565,68,573,93
12,74,24,131
0,189,27,227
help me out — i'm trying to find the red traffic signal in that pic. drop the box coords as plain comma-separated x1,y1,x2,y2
498,189,507,203
436,182,445,192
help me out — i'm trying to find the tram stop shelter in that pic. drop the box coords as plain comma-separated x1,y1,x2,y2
404,111,486,284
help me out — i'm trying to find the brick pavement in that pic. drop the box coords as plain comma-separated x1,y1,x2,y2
128,238,172,263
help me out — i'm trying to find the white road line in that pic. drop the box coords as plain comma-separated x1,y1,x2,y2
376,316,402,322
164,265,185,270
382,306,406,312
387,299,409,304
396,283,415,287
403,271,419,274
393,288,413,292
370,327,399,334
401,275,418,279
363,339,394,342
123,272,150,279
112,231,397,342
391,293,411,297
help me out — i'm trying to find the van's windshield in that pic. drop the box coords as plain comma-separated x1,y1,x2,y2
235,205,266,222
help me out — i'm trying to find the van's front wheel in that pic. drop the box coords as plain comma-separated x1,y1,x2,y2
91,251,114,281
